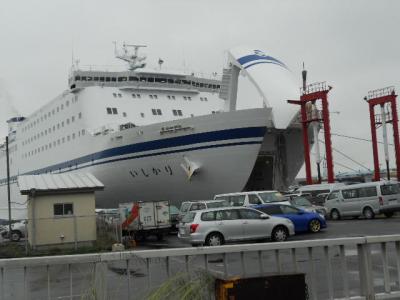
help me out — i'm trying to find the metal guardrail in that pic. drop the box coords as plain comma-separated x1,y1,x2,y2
1,235,400,299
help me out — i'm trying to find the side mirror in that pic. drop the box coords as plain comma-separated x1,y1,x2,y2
260,213,269,219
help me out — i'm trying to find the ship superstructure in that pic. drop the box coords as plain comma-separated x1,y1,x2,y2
0,44,305,218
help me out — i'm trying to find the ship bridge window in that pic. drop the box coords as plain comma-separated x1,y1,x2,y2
81,76,87,81
147,78,154,83
106,77,111,82
94,77,99,81
112,108,118,114
132,94,136,98
129,76,139,81
87,77,92,81
149,95,153,99
75,76,81,81
182,80,190,85
78,112,82,119
140,77,147,82
137,94,141,98
111,77,116,82
118,77,127,82
155,78,166,83
140,113,145,118
113,93,117,98
99,77,105,82
123,112,127,117
167,79,174,84
118,93,122,98
107,108,112,114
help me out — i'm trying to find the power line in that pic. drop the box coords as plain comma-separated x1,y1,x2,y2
332,160,358,172
318,139,371,171
326,131,394,146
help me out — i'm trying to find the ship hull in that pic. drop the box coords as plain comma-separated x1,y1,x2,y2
0,108,271,217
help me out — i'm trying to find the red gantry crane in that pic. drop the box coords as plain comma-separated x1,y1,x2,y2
364,87,400,181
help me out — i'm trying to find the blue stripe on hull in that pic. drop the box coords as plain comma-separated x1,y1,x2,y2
0,126,267,184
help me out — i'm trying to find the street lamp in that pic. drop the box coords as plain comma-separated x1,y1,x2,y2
5,136,11,238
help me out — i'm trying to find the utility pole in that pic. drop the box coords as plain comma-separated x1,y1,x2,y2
6,136,12,237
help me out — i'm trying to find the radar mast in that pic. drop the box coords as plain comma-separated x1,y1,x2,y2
113,42,147,71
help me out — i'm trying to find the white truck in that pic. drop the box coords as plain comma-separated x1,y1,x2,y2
119,201,171,241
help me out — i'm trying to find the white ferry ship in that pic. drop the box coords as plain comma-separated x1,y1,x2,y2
0,44,305,218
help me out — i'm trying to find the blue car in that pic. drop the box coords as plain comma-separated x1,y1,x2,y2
252,203,327,233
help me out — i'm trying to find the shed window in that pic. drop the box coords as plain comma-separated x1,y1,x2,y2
54,203,74,216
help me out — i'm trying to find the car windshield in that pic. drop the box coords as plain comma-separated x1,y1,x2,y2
182,212,196,223
292,197,312,206
258,192,287,203
381,184,400,195
207,201,229,208
180,202,191,213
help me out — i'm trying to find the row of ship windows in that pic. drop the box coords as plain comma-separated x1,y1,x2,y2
22,96,78,133
74,75,221,90
23,129,86,158
22,113,83,146
106,107,183,117
113,93,208,102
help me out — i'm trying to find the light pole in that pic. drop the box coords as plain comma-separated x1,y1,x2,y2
5,136,12,238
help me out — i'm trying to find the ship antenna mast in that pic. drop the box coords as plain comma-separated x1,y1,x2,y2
114,41,147,71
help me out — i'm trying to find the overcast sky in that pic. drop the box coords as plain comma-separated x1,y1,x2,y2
1,0,399,177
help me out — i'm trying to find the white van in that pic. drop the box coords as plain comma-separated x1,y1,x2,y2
214,191,289,207
325,181,400,220
295,183,345,204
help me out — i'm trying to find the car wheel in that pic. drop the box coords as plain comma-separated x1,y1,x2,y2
10,231,21,242
363,207,375,219
384,212,394,218
271,226,288,242
205,232,224,246
330,209,340,220
309,219,321,233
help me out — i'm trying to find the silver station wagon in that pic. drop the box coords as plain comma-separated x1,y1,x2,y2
178,207,295,246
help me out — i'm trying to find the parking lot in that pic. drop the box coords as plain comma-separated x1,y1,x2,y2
1,215,400,299
135,215,400,250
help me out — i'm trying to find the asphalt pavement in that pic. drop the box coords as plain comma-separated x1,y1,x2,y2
1,216,400,299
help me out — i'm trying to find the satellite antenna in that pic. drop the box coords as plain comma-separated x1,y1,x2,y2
114,42,147,71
